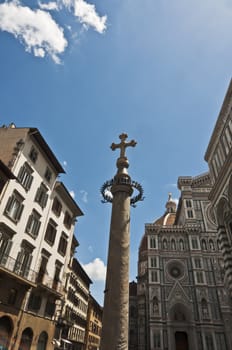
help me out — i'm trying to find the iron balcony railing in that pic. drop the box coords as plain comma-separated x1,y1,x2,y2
37,272,64,294
0,254,63,294
0,254,37,283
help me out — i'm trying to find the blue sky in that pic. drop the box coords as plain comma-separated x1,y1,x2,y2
0,0,232,304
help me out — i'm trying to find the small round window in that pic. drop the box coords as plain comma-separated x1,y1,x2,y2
167,260,185,280
170,266,181,278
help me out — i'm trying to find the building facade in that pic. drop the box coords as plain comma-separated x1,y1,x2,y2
59,257,92,350
205,80,232,297
129,281,138,350
85,295,102,350
0,124,83,350
137,176,232,350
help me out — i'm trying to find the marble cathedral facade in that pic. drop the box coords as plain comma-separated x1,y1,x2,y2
135,80,232,350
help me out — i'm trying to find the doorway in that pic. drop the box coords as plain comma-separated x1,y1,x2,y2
175,331,189,350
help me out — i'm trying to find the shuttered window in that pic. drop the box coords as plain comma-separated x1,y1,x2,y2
14,248,33,278
35,184,48,208
25,210,41,238
58,232,68,256
44,219,57,246
4,191,24,222
52,197,62,217
18,163,33,191
0,233,13,266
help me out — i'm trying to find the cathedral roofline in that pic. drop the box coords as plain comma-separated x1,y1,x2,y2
177,172,211,190
145,223,201,233
205,78,232,161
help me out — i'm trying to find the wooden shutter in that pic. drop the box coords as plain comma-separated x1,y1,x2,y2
5,195,14,214
25,173,33,191
35,220,41,236
14,249,25,273
15,203,24,222
24,254,33,278
26,214,33,233
0,240,13,266
35,187,41,202
17,165,25,183
42,192,48,208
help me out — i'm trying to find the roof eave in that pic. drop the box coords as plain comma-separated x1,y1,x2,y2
29,128,65,174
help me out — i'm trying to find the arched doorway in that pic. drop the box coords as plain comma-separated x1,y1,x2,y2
18,327,33,350
0,316,13,349
37,331,48,350
175,331,189,350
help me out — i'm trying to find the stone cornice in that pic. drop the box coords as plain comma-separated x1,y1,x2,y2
178,172,211,190
145,223,201,234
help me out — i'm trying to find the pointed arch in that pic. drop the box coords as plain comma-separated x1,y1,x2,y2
163,238,168,249
201,239,207,250
216,197,229,226
179,239,184,250
169,303,192,322
209,239,215,250
171,238,176,250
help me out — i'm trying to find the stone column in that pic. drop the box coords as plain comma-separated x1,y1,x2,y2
100,134,137,350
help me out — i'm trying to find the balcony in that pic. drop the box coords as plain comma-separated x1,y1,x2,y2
0,254,37,287
37,272,64,296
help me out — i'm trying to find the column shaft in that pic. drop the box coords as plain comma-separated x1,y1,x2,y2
101,186,131,350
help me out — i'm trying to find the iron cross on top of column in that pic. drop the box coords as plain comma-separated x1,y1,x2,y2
110,133,137,158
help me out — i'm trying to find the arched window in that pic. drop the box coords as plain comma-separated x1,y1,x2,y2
201,239,207,250
19,327,33,350
37,331,48,350
171,239,176,250
163,239,168,250
179,239,184,250
209,239,215,250
0,316,13,349
201,299,209,319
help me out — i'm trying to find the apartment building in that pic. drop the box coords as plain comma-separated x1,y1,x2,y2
0,124,83,350
85,295,102,350
57,257,92,350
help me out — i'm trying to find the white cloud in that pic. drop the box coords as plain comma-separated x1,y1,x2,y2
63,160,67,167
38,1,59,11
69,190,75,198
82,258,106,281
34,47,45,57
0,1,67,63
62,0,107,33
80,190,88,203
